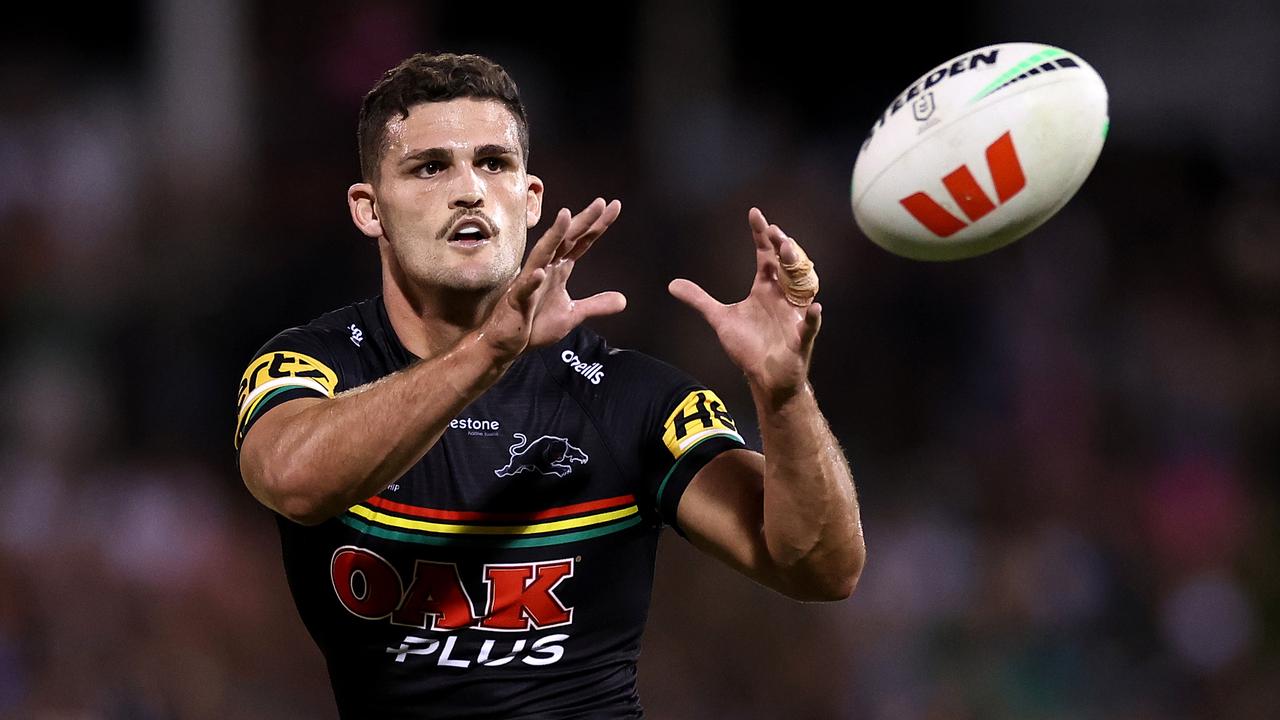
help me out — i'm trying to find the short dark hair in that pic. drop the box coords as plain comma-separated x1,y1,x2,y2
357,52,530,182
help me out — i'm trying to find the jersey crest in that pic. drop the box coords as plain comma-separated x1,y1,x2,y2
494,434,589,478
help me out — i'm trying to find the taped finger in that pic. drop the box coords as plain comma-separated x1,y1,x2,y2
779,238,819,307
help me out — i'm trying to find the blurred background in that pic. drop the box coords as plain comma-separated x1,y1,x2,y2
2,1,1278,718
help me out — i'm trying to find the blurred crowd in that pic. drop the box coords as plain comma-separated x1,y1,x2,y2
1,2,1277,719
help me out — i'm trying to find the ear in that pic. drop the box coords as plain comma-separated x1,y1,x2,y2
525,173,544,228
348,182,383,239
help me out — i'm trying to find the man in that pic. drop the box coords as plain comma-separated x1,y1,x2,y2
235,52,864,719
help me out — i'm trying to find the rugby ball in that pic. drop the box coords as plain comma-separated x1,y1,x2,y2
851,42,1109,261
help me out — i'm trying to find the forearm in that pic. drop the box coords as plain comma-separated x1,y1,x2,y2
753,382,865,599
245,332,510,524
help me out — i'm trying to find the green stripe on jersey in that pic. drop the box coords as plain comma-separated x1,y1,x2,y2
655,434,734,507
340,514,644,548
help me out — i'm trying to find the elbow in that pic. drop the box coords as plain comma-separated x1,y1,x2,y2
807,556,864,602
249,461,339,527
782,537,866,603
827,545,866,601
275,467,343,526
836,534,868,599
276,493,336,527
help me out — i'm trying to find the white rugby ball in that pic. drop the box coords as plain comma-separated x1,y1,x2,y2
851,42,1109,261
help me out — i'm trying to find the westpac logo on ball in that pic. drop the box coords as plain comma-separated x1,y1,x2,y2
898,130,1026,238
851,42,1109,261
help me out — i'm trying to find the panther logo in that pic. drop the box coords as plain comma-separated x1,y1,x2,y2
494,434,589,478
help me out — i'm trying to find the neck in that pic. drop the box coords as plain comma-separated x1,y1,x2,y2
380,260,506,360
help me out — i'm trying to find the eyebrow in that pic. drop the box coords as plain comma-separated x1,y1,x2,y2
400,144,518,165
474,144,517,158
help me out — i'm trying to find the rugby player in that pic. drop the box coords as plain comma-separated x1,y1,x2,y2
234,52,865,719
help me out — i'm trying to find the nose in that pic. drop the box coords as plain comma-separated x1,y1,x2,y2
449,165,484,209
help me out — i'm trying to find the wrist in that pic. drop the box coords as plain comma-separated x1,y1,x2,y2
446,332,517,396
748,377,815,416
469,323,525,366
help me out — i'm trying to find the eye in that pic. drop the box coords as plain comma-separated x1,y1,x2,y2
415,161,444,177
480,157,508,172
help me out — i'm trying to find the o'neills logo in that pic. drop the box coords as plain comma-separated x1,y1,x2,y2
560,350,604,385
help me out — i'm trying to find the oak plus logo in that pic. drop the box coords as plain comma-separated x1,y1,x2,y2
331,547,576,669
898,131,1026,238
330,548,574,632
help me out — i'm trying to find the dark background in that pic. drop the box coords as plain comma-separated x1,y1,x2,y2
1,1,1277,718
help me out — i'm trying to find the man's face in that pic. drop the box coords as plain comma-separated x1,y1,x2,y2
369,98,541,295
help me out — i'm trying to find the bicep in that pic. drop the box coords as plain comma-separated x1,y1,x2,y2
675,448,780,589
238,396,326,508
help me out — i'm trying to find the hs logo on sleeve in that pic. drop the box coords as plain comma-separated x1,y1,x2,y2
661,389,743,459
235,350,339,448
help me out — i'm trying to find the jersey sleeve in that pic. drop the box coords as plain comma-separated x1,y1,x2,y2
234,327,342,455
638,369,749,537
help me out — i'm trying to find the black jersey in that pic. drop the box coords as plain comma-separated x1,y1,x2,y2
234,295,747,719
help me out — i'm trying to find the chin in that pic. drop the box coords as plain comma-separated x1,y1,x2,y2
441,276,503,293
423,265,514,294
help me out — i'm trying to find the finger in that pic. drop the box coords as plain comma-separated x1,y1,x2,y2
668,278,724,323
748,207,772,252
778,235,819,306
799,301,822,354
752,224,790,283
555,198,607,261
755,236,780,283
779,236,799,264
510,267,547,312
765,223,787,253
527,208,572,270
548,258,575,287
573,290,628,320
565,199,621,262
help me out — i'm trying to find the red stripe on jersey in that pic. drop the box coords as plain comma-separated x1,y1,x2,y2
364,494,637,522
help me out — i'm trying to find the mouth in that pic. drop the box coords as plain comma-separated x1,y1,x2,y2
447,217,495,248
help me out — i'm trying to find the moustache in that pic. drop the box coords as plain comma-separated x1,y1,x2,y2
437,209,499,241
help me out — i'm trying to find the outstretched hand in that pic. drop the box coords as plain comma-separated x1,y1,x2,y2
669,207,822,406
479,198,626,362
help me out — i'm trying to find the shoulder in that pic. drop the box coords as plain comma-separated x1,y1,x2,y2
266,300,372,353
234,298,375,452
245,298,382,368
237,299,377,399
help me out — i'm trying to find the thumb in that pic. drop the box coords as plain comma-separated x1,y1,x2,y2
668,278,723,322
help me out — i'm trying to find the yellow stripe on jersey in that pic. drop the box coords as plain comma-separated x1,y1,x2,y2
661,389,742,460
347,503,640,536
236,350,338,426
